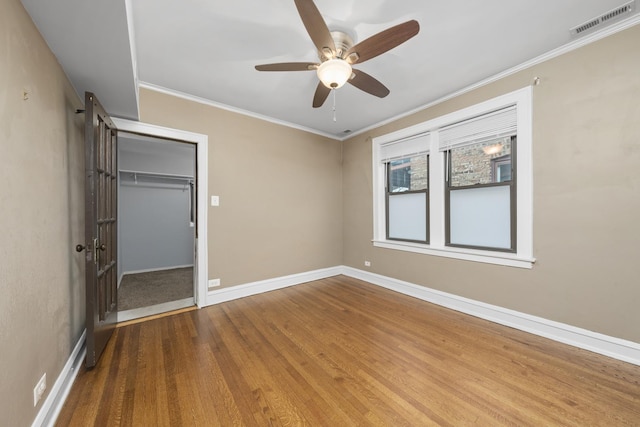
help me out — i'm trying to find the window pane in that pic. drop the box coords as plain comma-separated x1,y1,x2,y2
389,155,428,193
450,186,511,249
450,137,511,187
388,192,427,241
495,162,511,182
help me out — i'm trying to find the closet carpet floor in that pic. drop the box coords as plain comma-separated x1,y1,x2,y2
118,267,193,311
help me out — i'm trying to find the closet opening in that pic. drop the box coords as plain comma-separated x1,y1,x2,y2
117,131,197,321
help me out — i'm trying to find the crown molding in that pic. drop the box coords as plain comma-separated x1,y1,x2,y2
138,82,342,141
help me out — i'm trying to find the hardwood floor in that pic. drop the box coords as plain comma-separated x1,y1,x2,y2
57,275,640,426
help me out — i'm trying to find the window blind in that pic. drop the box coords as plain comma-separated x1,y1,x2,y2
380,133,430,162
439,106,516,151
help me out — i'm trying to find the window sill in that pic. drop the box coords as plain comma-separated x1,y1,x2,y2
372,240,535,269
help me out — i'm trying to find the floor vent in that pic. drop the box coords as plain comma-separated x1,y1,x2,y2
570,0,636,37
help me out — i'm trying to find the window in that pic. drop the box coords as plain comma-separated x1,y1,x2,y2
440,107,517,252
445,136,516,252
386,155,428,243
372,87,533,268
492,154,512,183
379,134,430,243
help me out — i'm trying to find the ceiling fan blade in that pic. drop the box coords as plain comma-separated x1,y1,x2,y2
348,69,390,98
312,82,331,108
255,62,318,72
294,0,336,58
345,20,420,64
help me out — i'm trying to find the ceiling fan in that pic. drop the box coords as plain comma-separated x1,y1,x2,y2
255,0,420,108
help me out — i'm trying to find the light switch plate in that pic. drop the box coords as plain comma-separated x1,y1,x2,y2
210,195,219,206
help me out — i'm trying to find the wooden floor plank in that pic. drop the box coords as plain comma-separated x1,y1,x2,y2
57,276,640,426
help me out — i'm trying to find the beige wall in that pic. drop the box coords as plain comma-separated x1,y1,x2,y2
139,89,343,287
343,24,640,343
0,0,85,425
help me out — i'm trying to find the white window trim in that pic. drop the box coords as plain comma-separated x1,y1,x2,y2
372,87,534,269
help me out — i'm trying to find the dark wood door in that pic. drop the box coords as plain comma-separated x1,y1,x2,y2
83,92,118,368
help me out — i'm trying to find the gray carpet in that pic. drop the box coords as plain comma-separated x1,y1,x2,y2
118,267,193,311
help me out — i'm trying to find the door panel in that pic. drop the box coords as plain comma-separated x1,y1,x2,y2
84,92,118,368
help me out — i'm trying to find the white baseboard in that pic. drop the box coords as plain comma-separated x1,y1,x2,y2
341,266,640,366
122,264,194,276
32,329,86,427
205,266,343,305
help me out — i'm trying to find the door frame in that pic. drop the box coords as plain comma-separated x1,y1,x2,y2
113,118,209,308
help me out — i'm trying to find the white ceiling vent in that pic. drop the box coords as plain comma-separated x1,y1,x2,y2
570,1,637,37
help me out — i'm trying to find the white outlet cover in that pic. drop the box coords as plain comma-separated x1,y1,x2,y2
33,373,46,406
210,195,220,206
208,278,221,288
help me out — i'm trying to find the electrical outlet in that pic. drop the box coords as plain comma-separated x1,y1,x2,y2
364,261,371,267
33,373,46,407
208,278,220,290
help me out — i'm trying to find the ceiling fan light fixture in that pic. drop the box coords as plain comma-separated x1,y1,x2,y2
317,59,352,89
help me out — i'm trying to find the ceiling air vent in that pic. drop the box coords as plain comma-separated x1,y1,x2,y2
570,0,637,37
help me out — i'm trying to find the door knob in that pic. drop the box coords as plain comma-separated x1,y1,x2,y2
76,243,105,252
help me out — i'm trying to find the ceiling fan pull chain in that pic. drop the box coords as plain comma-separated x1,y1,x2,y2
332,89,337,122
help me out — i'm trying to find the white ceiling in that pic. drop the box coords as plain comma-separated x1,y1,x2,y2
21,0,139,120
21,0,639,139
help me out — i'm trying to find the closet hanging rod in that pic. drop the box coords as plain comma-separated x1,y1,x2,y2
119,169,194,181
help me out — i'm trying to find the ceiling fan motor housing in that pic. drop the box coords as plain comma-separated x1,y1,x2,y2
321,31,354,60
